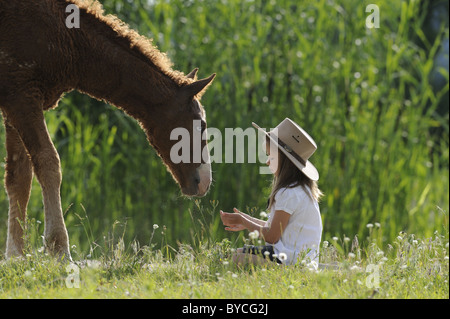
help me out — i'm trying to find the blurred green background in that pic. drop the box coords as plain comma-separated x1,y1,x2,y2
0,0,448,256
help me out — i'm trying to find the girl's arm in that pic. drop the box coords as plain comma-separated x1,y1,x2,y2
240,210,290,244
233,208,266,227
220,208,290,244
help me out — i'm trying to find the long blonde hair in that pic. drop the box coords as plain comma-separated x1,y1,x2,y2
267,138,323,210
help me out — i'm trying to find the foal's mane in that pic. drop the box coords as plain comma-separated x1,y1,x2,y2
72,0,193,87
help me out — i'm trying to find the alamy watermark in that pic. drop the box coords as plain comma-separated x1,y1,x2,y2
65,4,380,30
61,2,381,174
65,263,80,288
366,4,380,29
170,120,277,175
365,264,381,288
65,4,80,29
60,2,384,291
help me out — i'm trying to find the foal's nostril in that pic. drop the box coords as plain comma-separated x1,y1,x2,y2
195,176,201,184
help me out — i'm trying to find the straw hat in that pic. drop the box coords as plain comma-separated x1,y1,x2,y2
252,118,319,181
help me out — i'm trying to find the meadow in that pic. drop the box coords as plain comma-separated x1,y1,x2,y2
0,0,448,299
0,220,448,299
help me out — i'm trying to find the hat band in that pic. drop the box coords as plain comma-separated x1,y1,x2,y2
269,133,306,166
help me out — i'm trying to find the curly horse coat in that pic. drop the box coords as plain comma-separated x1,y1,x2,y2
0,0,215,259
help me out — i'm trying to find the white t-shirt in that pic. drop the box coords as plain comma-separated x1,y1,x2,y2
265,185,322,265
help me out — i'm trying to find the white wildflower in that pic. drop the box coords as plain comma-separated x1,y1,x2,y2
259,211,268,218
278,253,287,262
153,224,159,230
249,230,259,240
308,260,318,270
366,223,374,229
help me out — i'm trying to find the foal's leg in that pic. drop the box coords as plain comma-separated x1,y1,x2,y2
4,120,33,258
8,109,71,260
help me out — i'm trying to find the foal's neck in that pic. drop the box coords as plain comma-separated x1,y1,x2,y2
77,47,178,122
73,7,184,123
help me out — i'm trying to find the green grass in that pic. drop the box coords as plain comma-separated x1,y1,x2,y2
0,220,448,299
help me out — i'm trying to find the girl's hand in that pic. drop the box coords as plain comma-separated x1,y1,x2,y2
220,209,246,231
224,224,246,231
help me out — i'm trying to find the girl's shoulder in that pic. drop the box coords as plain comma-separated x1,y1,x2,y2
275,184,310,201
273,185,312,214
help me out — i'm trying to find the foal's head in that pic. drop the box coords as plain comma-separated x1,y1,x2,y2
144,69,215,197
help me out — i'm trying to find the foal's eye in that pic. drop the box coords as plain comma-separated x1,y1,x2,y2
196,120,206,132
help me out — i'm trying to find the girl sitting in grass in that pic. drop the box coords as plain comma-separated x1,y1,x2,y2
220,118,323,267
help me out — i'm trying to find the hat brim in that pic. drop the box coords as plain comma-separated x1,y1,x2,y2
252,122,319,181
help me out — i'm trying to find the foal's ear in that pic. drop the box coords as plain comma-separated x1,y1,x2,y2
182,73,216,98
186,68,199,80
